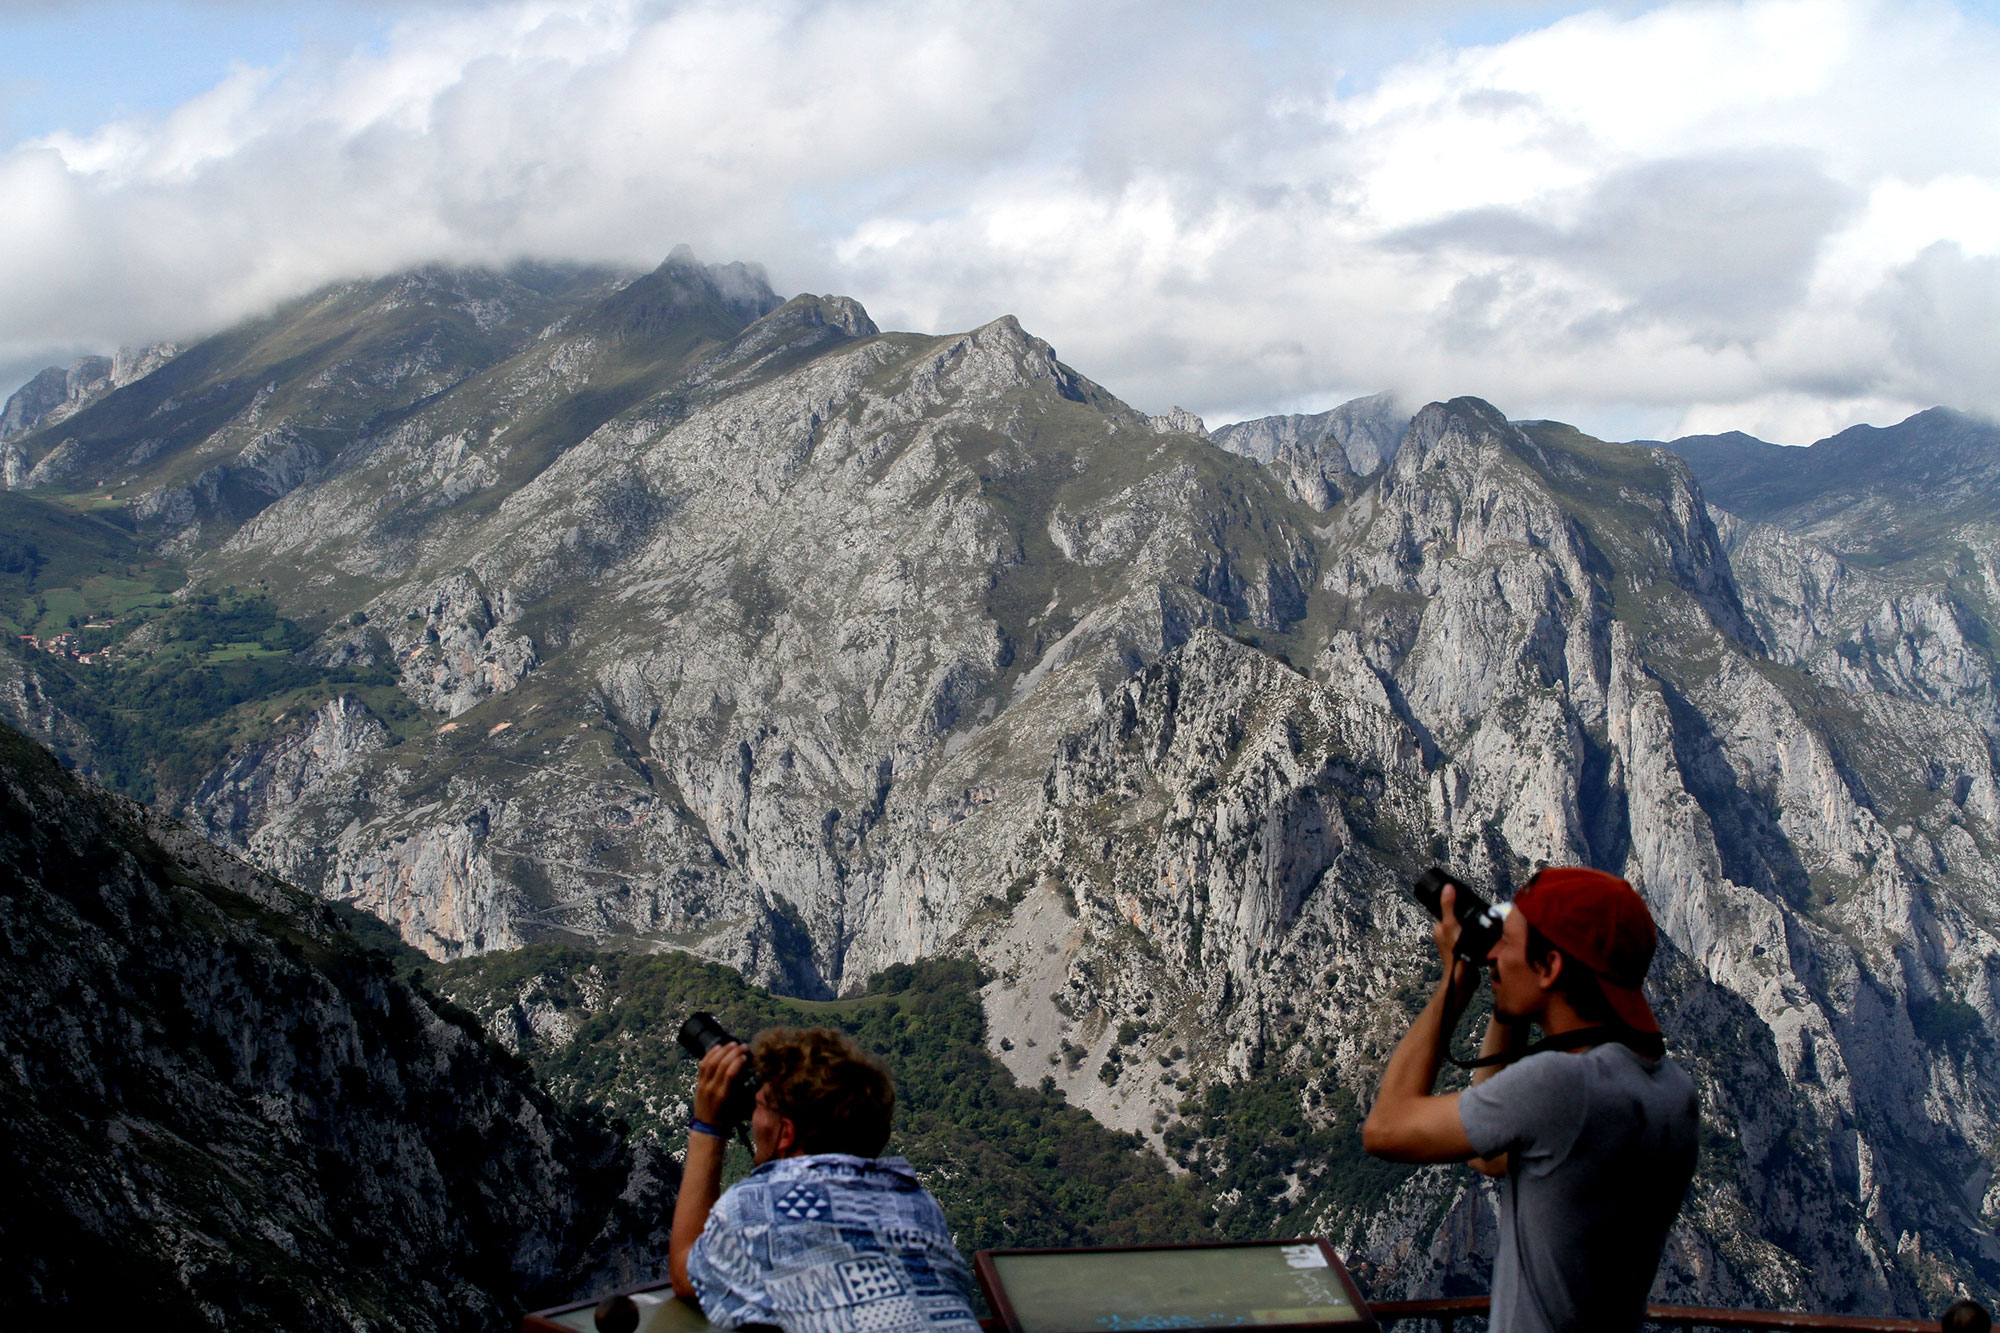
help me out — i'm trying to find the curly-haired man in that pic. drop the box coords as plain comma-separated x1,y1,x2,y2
669,1026,981,1332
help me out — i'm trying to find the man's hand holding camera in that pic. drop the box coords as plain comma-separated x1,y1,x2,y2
670,1040,750,1302
1429,883,1476,1003
1360,881,1494,1168
692,1041,749,1133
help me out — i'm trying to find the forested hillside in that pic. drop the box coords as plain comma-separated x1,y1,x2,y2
433,950,1233,1255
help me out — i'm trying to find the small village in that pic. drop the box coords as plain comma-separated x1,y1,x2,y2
17,622,112,665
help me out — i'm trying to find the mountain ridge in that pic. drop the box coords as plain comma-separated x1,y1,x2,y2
0,717,676,1327
3,256,1998,1314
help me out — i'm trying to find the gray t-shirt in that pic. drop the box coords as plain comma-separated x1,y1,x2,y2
1458,1042,1699,1333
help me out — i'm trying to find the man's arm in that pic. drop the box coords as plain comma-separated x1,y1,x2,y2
1464,1016,1528,1176
1360,962,1480,1162
670,1043,747,1301
1362,885,1481,1164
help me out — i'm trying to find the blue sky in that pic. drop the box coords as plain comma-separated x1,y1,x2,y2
3,0,1999,443
2,4,381,144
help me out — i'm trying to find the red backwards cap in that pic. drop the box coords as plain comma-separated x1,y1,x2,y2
1511,867,1660,1035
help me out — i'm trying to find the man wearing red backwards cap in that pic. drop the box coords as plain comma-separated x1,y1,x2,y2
1363,868,1699,1333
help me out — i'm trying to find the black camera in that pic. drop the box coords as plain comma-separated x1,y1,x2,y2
677,1011,760,1128
1411,867,1509,962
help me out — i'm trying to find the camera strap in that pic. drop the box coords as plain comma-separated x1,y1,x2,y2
1448,1023,1664,1069
1439,969,1665,1069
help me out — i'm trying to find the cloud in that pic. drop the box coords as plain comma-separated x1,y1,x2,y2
3,0,1999,446
1876,242,2000,406
1394,152,1861,338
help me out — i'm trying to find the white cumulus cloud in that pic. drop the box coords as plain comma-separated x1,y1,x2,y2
2,0,1998,444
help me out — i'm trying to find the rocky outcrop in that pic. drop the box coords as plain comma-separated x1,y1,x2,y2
1148,406,1210,438
1212,392,1411,509
0,343,179,446
2,344,180,486
391,575,540,718
1,359,111,443
0,721,675,1328
185,693,392,846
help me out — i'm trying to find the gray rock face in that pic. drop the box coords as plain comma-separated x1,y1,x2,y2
1,360,110,442
1212,392,1411,509
1148,405,1210,438
390,575,541,718
1708,505,2000,746
186,693,391,844
108,283,1316,997
1,344,176,438
2,344,181,484
9,258,2000,1313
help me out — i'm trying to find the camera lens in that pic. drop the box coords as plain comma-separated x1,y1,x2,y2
676,1012,760,1129
678,1012,733,1059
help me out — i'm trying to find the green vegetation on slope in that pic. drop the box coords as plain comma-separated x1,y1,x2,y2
0,491,184,636
9,585,419,803
1166,1070,1411,1241
4,491,417,804
431,949,1219,1253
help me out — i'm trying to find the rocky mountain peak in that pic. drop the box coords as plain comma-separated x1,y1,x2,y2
806,294,878,338
588,251,783,344
1147,406,1209,438
710,293,881,374
0,343,182,461
1214,391,1409,469
922,312,1093,405
1213,391,1413,510
1388,395,1518,470
0,360,108,442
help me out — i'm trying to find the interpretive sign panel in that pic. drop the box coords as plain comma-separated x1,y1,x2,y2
975,1239,1377,1332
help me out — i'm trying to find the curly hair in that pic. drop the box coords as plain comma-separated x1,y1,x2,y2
750,1027,895,1157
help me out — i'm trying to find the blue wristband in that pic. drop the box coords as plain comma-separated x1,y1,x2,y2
688,1116,727,1139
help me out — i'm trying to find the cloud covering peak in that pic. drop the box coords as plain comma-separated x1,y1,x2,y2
3,0,1997,443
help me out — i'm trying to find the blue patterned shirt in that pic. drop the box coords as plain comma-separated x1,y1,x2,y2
686,1153,982,1332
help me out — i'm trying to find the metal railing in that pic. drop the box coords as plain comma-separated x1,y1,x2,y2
529,1285,1948,1332
1368,1296,1939,1333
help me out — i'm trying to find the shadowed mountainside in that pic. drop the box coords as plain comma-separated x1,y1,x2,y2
0,720,675,1328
